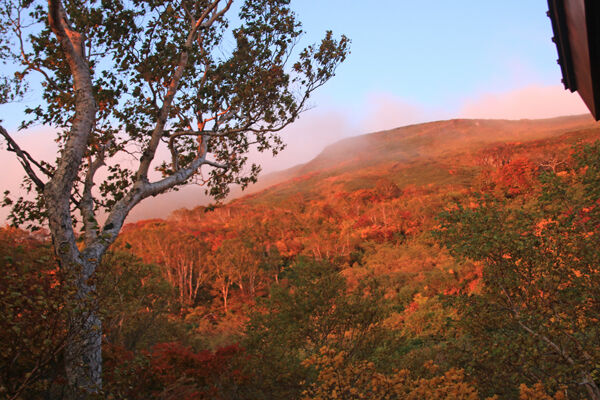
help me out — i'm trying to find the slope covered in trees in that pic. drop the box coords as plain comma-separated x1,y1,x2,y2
3,114,600,398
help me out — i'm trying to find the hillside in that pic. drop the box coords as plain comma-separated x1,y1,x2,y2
237,114,597,205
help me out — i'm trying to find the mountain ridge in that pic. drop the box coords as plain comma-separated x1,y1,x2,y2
232,113,597,207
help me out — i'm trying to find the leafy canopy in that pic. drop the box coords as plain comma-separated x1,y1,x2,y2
1,0,349,227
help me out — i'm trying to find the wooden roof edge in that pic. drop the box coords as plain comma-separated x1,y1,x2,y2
584,0,600,117
547,0,578,92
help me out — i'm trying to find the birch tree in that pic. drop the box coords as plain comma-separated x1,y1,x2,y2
0,0,348,396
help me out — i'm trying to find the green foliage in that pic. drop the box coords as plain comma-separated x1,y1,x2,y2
98,251,181,351
435,142,600,398
241,259,390,398
0,228,186,398
302,348,480,400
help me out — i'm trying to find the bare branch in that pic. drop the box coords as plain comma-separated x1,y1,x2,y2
0,124,46,190
168,134,181,171
16,26,61,92
200,0,233,29
169,118,292,139
202,158,228,169
17,144,54,177
181,1,194,26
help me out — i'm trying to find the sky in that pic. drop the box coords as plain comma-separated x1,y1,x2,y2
0,1,591,223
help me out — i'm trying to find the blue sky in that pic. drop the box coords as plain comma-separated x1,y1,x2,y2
292,1,563,111
0,1,585,132
240,1,588,177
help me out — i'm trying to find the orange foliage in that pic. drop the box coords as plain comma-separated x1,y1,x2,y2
518,383,566,400
302,347,481,400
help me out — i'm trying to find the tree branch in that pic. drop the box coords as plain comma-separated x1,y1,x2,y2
14,12,61,93
80,141,110,246
135,0,233,182
198,0,233,30
46,0,97,273
91,130,229,259
0,124,46,190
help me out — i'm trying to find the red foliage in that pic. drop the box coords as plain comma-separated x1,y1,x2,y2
104,342,246,399
496,157,535,196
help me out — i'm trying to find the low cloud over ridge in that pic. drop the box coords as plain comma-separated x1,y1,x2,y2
0,84,594,224
459,85,588,120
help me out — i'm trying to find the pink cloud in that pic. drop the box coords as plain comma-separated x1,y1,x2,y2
359,93,430,133
459,85,589,120
129,107,356,221
2,85,594,225
249,107,354,173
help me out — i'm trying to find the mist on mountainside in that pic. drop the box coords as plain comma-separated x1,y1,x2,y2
128,114,595,222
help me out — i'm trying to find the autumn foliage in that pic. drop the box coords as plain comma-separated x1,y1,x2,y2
104,342,245,399
0,228,67,398
302,348,480,400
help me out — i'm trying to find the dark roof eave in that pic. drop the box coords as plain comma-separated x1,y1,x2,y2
547,0,578,92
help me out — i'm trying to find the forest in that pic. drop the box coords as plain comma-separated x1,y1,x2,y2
1,0,599,398
2,115,600,399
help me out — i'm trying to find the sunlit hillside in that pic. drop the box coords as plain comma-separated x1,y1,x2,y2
237,114,596,204
3,0,596,397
